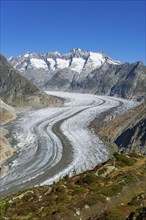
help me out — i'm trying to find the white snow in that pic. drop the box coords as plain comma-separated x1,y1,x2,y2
84,52,105,71
23,53,29,58
47,58,56,70
90,52,105,66
54,51,60,55
8,56,13,61
19,62,28,72
30,58,48,69
70,57,85,73
56,58,70,69
107,59,121,65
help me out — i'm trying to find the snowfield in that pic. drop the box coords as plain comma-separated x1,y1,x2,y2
0,92,138,197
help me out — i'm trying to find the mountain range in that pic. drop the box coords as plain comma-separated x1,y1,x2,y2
9,48,146,101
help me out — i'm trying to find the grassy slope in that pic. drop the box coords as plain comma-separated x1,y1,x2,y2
0,153,146,220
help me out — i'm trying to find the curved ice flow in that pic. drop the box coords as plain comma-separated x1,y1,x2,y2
0,92,138,196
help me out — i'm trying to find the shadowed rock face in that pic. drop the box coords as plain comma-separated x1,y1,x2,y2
71,61,146,101
8,49,146,101
97,102,146,154
115,115,146,154
0,54,62,108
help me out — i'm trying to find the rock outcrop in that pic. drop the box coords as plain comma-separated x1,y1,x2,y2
0,54,62,108
97,102,146,154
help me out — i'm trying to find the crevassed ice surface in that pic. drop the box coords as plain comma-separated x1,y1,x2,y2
0,92,138,196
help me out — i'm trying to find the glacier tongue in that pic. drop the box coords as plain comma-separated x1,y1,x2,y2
0,91,138,197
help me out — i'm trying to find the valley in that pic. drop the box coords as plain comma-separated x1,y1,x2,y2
1,0,145,218
0,91,138,198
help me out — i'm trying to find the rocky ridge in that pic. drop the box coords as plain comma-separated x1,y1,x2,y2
0,54,62,108
91,102,146,154
9,49,146,101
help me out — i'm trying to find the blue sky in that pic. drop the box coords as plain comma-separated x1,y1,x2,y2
1,0,145,63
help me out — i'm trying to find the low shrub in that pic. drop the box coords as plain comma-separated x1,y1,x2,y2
98,167,108,175
113,153,135,167
0,200,9,216
85,194,102,206
124,174,136,184
82,173,97,184
101,183,124,197
74,187,86,195
57,192,68,202
58,205,66,213
129,152,143,159
55,185,66,193
106,210,123,220
128,193,145,206
76,173,97,185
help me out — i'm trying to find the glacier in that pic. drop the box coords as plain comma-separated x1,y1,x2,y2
0,92,138,197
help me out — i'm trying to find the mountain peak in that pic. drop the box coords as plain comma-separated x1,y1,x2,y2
23,52,30,58
8,49,122,75
70,48,82,52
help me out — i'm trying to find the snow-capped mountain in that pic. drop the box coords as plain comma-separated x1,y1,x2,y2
9,48,121,74
8,49,146,101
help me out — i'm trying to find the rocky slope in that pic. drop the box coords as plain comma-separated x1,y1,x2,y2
0,152,145,220
92,102,146,154
0,100,16,174
0,99,16,125
9,49,146,101
0,54,62,108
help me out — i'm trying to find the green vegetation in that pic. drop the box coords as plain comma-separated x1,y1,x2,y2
74,186,87,194
124,173,136,184
98,167,108,175
0,200,9,217
113,152,136,167
128,193,145,206
77,173,97,185
84,194,102,206
55,184,66,193
57,205,66,213
0,153,145,220
101,182,124,197
106,210,123,220
129,152,143,158
57,192,68,202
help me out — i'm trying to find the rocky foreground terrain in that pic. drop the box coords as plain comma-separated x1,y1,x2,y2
0,152,145,220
